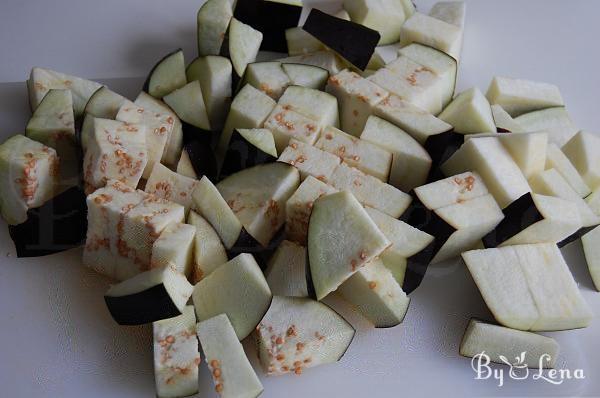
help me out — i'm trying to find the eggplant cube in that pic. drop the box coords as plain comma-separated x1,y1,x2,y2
328,162,412,218
221,128,278,178
84,180,146,280
217,84,277,164
263,105,322,153
153,306,200,398
439,87,495,134
343,0,406,45
545,143,591,198
582,226,600,291
490,104,523,133
361,115,432,191
414,171,488,209
430,1,466,28
442,136,531,208
587,188,600,216
187,210,227,283
245,61,291,100
561,131,600,191
265,240,308,297
485,77,564,118
308,191,391,300
338,258,410,328
369,55,445,114
192,253,272,339
460,319,559,369
277,51,345,75
197,0,233,56
83,118,148,191
315,126,392,181
217,162,300,247
495,131,548,179
145,163,199,212
285,27,325,56
278,139,341,182
463,243,593,331
281,63,329,90
277,85,339,129
197,314,263,398
151,222,196,276
285,176,338,245
373,94,452,145
176,150,197,179
0,135,59,225
326,69,389,136
121,196,186,274
515,107,577,146
84,86,128,120
400,13,463,60
483,193,582,248
104,264,194,325
228,18,263,77
255,296,355,375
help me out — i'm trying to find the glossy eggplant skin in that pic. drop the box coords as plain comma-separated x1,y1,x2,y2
104,285,181,325
227,227,285,269
302,9,380,71
558,226,596,248
182,130,219,182
8,186,87,258
220,130,277,178
400,195,456,293
233,0,302,53
482,193,544,248
423,130,462,182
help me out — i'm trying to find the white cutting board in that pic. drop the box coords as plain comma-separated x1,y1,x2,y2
1,0,600,397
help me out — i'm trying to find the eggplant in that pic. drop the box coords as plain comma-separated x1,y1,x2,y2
400,12,462,60
278,85,339,129
343,0,407,45
187,210,228,283
83,86,128,119
486,76,564,117
303,9,380,71
242,61,291,100
263,105,323,154
163,81,211,130
220,128,277,178
562,131,600,191
277,51,346,75
582,226,600,291
278,139,341,182
183,137,218,182
144,163,199,211
515,107,577,146
490,104,523,133
281,63,329,90
438,87,495,134
546,143,591,198
143,49,187,99
285,27,325,56
265,240,308,297
227,18,263,77
150,222,196,276
197,0,233,56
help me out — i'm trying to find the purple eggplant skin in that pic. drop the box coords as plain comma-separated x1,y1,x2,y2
227,227,285,269
423,130,462,183
558,226,596,248
302,9,380,71
183,131,219,182
104,284,182,325
220,129,277,179
399,194,456,293
8,186,87,258
482,193,544,248
233,0,302,53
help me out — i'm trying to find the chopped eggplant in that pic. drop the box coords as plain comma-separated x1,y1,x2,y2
485,76,564,118
255,296,355,375
430,1,466,28
183,138,218,182
221,128,277,177
316,126,392,181
176,150,198,179
263,105,322,153
187,210,228,283
285,27,325,56
360,115,432,191
285,176,338,245
494,131,549,179
459,319,559,369
307,191,391,300
490,104,524,133
338,258,410,328
373,94,452,145
192,253,272,339
278,139,341,181
197,0,233,56
83,86,128,119
581,226,600,291
265,240,309,297
514,107,577,146
197,314,263,398
0,135,59,225
439,87,495,134
482,193,582,248
186,56,233,131
28,67,102,117
228,18,263,77
343,0,407,45
561,131,600,191
150,222,196,276
277,51,346,75
217,84,277,167
414,171,487,209
400,13,462,60
104,264,193,325
441,136,531,208
545,143,591,198
145,163,199,211
281,63,329,90
463,243,593,331
25,89,79,186
243,62,290,100
192,176,243,249
217,163,300,247
328,162,412,218
326,69,389,136
278,85,339,129
163,81,211,130
143,49,187,99
587,188,600,216
303,9,380,70
153,306,200,398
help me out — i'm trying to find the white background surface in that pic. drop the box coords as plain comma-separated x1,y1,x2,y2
0,0,599,397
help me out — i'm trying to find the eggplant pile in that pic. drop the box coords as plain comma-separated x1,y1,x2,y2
1,0,600,396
